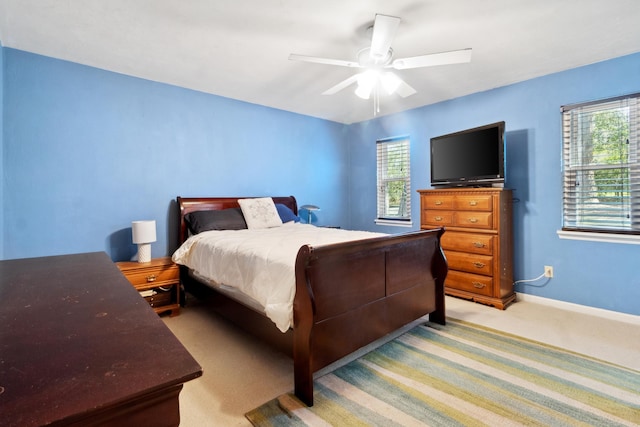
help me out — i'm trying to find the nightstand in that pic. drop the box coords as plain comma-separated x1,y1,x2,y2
116,257,181,317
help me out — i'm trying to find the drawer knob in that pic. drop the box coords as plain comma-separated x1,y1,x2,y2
468,218,478,223
435,200,443,206
434,216,443,221
473,262,486,268
146,274,157,283
473,242,485,248
472,282,486,289
469,200,478,206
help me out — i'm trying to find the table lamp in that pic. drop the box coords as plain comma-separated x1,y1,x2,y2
300,205,320,224
132,220,156,263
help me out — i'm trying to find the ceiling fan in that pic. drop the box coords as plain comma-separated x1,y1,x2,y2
289,13,472,112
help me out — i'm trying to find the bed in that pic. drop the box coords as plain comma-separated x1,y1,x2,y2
174,195,447,406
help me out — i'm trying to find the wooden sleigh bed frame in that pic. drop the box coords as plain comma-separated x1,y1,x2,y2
177,195,447,406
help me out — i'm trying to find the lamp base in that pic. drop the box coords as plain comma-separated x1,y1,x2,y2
137,243,152,263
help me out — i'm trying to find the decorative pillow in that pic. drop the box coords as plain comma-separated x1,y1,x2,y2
238,197,283,229
275,203,300,223
185,208,247,234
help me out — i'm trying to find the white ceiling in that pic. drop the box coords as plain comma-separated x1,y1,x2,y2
0,0,639,124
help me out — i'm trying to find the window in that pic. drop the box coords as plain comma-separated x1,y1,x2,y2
561,93,640,235
376,136,411,225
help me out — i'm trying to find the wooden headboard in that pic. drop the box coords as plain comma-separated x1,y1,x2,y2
176,196,298,244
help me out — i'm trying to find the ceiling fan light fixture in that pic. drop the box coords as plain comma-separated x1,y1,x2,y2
355,71,378,99
380,72,401,95
354,84,371,100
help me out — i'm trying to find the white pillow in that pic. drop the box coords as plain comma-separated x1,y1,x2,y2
238,197,283,229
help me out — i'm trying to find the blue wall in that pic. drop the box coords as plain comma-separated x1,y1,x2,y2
2,49,348,261
348,52,640,316
2,45,639,315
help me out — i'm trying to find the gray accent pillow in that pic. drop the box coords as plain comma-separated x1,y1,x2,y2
185,208,247,234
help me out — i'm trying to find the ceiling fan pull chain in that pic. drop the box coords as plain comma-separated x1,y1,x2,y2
372,87,376,115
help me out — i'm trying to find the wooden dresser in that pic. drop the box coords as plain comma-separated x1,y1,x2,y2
419,188,515,309
0,252,202,426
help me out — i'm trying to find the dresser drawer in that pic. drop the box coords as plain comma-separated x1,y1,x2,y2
446,270,493,297
454,195,493,211
123,264,179,288
453,211,493,229
422,194,455,210
441,232,494,255
446,251,493,276
422,210,455,227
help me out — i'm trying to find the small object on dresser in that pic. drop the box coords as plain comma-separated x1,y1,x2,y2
138,289,156,298
116,256,181,316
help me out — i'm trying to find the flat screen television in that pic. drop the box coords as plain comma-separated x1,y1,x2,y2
430,121,505,187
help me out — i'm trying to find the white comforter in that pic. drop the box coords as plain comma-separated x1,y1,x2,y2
172,223,386,332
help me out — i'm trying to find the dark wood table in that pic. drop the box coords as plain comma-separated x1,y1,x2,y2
0,252,202,426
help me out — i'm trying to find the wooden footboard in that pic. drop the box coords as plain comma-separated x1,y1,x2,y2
292,228,447,406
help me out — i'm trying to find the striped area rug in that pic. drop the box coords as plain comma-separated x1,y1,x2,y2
246,319,640,426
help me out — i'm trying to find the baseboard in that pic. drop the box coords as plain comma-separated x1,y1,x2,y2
516,292,640,326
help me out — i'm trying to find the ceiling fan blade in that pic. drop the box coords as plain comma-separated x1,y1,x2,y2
370,14,400,60
379,72,416,98
322,74,360,95
288,53,360,68
395,79,417,98
391,48,472,70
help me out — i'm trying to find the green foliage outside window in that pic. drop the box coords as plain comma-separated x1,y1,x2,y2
589,110,629,203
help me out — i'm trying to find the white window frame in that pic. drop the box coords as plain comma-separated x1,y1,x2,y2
559,93,640,244
375,136,412,227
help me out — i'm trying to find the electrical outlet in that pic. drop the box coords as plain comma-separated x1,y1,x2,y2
544,266,554,278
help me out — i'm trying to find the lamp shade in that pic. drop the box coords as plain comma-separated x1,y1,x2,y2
300,205,320,212
132,220,156,244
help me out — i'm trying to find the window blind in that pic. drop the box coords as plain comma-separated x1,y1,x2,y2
376,136,411,221
561,93,640,234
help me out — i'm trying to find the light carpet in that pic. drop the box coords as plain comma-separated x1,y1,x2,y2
246,318,640,426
